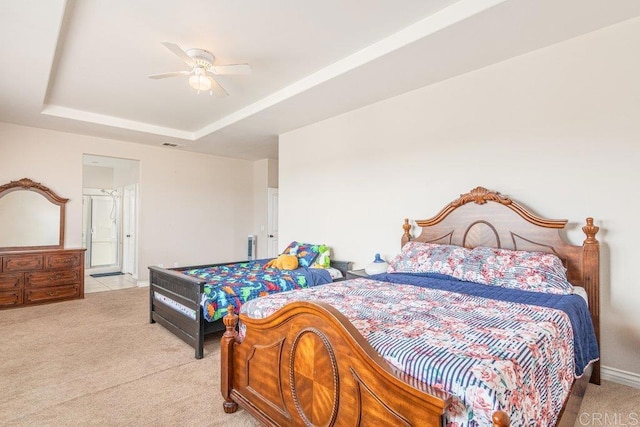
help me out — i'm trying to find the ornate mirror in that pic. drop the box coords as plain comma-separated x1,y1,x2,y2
0,178,67,251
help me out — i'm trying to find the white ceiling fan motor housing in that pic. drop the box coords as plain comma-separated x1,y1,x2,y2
186,48,214,68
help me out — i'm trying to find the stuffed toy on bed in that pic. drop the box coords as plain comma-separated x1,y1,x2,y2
264,254,299,270
312,244,331,268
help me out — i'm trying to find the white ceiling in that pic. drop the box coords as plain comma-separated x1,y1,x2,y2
2,0,640,161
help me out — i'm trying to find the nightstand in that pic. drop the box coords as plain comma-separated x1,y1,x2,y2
346,269,368,280
329,260,353,281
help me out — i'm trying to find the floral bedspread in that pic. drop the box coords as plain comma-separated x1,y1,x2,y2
240,278,583,426
180,260,331,322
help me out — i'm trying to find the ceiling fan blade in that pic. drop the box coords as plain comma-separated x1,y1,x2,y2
148,71,191,79
210,64,252,75
206,72,229,96
161,42,195,67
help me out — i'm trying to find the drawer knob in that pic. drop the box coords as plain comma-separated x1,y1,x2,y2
49,274,62,281
46,291,59,296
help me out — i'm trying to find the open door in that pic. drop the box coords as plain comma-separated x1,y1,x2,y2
122,184,137,277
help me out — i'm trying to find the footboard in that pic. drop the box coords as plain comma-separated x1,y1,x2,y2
149,265,209,359
221,302,458,426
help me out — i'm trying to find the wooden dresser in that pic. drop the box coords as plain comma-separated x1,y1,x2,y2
0,248,85,309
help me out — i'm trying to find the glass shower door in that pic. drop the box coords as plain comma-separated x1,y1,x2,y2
83,192,120,269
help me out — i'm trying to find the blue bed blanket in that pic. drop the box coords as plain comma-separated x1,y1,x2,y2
370,272,599,377
180,259,332,322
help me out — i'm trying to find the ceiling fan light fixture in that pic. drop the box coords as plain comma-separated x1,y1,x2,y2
189,74,212,92
151,42,250,96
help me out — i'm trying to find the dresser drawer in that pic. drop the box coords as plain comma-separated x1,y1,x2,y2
0,249,84,309
4,254,44,272
0,289,23,307
26,269,81,288
45,252,81,269
25,285,80,304
0,273,23,289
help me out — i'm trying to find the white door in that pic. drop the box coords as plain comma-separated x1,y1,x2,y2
267,188,279,257
122,184,137,277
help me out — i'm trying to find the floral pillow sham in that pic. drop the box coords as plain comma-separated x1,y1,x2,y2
463,246,572,295
386,241,471,280
387,241,572,295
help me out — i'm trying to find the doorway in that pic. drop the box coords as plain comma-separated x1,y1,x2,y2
82,155,140,278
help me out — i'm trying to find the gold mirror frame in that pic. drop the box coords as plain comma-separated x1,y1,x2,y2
0,178,67,251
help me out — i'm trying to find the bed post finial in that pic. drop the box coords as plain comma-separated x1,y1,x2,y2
401,218,412,247
221,305,239,413
582,217,599,244
492,410,510,427
223,305,237,335
582,217,600,385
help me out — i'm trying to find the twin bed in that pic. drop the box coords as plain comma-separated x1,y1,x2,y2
219,187,601,426
149,254,352,358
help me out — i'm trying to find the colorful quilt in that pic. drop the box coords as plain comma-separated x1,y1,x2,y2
240,275,599,426
179,260,332,322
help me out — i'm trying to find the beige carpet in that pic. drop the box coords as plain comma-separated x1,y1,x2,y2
1,287,638,426
575,379,640,426
0,287,256,426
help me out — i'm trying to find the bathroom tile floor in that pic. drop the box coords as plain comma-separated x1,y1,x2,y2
85,273,139,293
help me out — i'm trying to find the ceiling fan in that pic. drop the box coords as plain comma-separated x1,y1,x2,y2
149,42,251,96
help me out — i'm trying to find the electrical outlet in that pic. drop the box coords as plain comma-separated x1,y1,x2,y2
173,262,179,267
157,263,164,268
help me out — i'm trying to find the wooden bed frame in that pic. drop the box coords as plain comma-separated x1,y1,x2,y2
148,259,353,359
220,187,600,426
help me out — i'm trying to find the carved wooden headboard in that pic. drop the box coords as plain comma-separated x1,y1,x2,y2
401,186,601,384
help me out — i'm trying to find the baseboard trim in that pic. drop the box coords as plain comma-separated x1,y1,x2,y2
136,280,150,288
601,365,640,389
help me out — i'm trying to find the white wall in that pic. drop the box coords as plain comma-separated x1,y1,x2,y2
0,123,254,281
83,165,113,189
267,158,278,188
280,18,640,379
